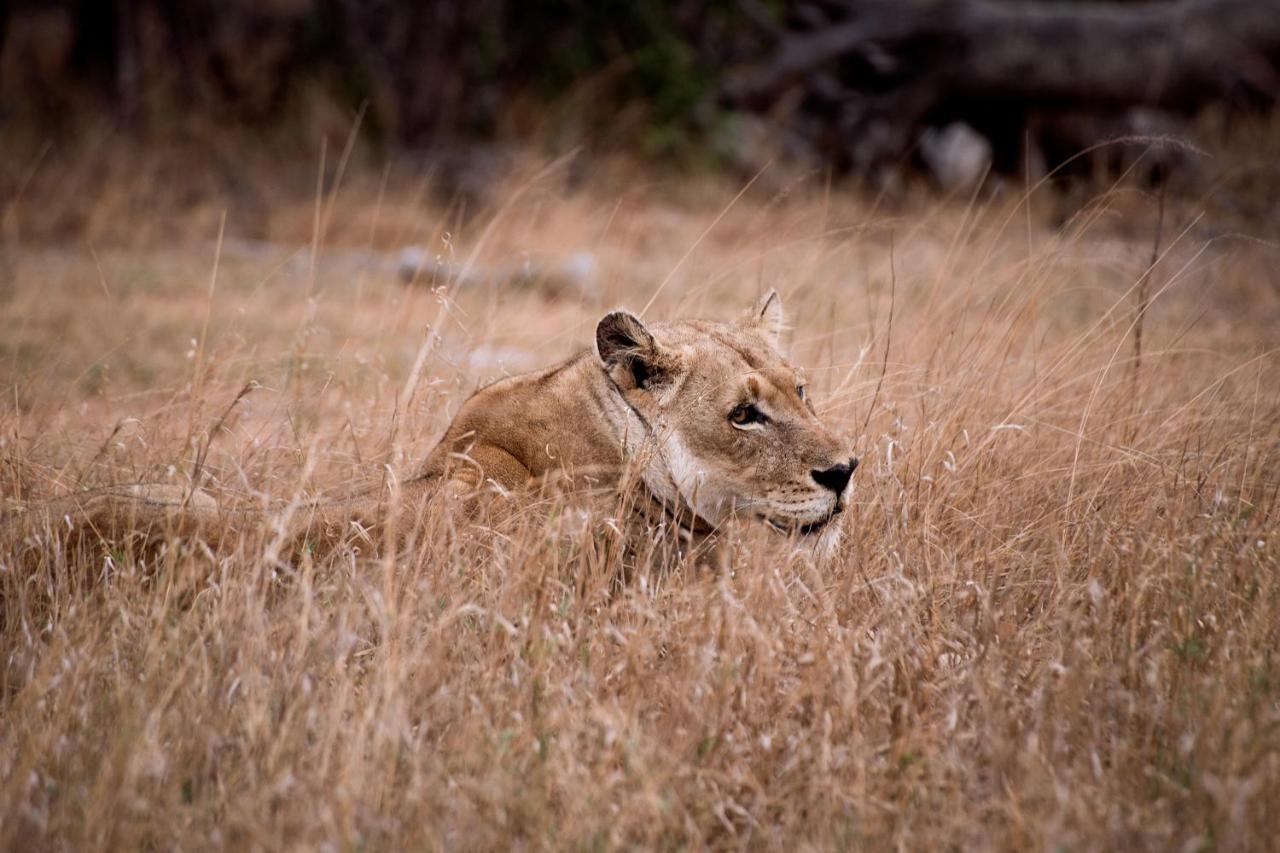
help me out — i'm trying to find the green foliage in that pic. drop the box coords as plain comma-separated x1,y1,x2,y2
2,0,765,158
499,1,753,156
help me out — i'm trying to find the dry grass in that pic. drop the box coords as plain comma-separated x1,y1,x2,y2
2,144,1278,850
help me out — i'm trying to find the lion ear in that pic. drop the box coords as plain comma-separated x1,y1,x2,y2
596,311,664,391
747,289,785,351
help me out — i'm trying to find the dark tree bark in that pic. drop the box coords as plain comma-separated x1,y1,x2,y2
725,0,1280,175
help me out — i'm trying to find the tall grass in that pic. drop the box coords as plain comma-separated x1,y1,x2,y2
2,149,1278,849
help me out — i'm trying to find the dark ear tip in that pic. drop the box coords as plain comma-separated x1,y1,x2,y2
758,289,782,318
596,310,632,336
596,310,632,332
595,311,627,352
595,310,666,390
596,310,651,361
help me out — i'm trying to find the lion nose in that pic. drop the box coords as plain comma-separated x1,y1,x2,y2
811,458,857,494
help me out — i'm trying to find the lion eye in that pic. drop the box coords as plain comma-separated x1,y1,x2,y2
729,404,766,427
796,384,807,400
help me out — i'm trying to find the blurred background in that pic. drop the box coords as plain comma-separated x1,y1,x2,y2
2,0,1279,244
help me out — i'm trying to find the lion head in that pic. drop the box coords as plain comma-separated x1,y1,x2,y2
595,291,858,537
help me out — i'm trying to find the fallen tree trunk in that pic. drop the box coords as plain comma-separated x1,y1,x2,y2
725,0,1280,176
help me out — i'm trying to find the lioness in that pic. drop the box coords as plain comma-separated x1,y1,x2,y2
425,290,857,534
5,292,857,556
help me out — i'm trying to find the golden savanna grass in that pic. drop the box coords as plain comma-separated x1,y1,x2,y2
2,142,1278,850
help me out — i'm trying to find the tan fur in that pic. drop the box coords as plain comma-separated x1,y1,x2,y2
422,290,856,536
4,292,857,552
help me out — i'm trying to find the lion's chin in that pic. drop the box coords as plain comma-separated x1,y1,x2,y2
760,502,842,537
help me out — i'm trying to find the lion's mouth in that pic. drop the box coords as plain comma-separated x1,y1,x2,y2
761,502,843,537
